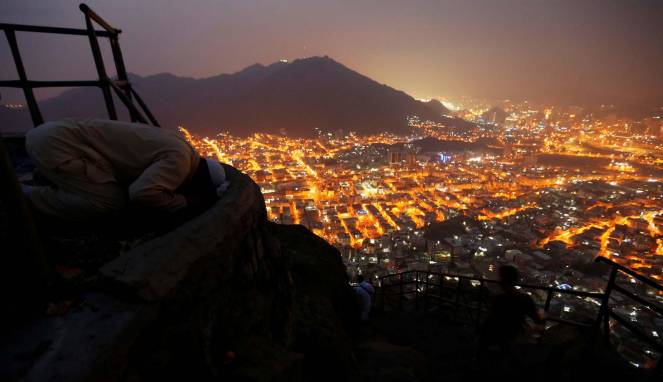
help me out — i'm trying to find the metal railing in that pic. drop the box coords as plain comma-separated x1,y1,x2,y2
0,4,160,302
375,256,663,373
0,3,159,127
594,256,663,372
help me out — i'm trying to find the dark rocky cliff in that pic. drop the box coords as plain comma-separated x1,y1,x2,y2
1,166,358,381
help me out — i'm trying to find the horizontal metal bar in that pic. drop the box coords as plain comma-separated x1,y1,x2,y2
382,293,596,328
596,256,663,291
112,80,130,88
546,317,594,327
429,281,601,298
0,23,115,37
381,291,417,297
518,287,602,299
0,80,102,88
612,284,663,316
380,274,603,298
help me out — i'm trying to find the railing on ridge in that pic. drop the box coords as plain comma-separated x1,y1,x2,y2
375,255,663,373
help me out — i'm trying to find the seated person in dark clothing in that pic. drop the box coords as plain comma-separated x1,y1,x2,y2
480,265,545,348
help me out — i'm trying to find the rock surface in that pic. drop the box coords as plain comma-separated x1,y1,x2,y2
1,166,357,382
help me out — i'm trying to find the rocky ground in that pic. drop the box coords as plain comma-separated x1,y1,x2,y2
1,163,360,382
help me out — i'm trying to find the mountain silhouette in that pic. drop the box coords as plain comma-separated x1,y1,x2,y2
2,56,473,136
421,99,452,116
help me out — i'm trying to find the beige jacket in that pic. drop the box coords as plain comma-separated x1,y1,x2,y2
26,118,200,213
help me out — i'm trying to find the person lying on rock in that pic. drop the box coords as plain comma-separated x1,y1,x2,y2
21,118,230,221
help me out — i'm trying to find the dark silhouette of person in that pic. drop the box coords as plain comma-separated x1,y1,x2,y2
475,265,545,378
479,265,544,350
353,275,375,321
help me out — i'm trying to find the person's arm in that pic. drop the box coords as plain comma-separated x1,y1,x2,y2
362,282,375,295
128,152,192,212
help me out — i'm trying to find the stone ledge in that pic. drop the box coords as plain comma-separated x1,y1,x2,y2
2,166,357,382
100,168,266,301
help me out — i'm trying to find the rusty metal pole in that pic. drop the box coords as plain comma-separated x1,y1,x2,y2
415,271,419,311
81,5,117,120
399,274,404,311
475,279,484,328
5,28,43,126
108,35,138,122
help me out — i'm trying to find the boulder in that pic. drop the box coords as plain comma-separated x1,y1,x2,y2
1,167,357,382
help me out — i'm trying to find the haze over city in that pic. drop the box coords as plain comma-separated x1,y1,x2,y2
2,0,663,105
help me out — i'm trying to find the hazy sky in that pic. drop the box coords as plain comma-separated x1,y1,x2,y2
1,0,662,105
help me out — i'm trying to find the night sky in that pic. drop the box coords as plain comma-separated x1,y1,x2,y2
1,0,662,105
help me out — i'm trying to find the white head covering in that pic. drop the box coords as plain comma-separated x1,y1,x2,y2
205,158,230,196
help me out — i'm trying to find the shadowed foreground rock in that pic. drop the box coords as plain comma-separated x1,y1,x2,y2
1,166,357,382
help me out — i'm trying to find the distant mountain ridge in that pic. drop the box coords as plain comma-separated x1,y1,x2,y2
1,56,473,136
421,99,452,116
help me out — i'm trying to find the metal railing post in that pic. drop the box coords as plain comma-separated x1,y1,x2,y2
129,87,160,126
454,277,462,321
108,35,138,122
475,279,484,328
423,272,430,311
415,271,419,311
4,29,43,126
455,277,461,308
596,264,618,340
399,274,404,311
438,274,443,311
81,6,117,120
107,81,148,123
380,276,386,311
544,288,553,314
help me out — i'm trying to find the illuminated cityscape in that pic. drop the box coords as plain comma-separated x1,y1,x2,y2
179,99,663,367
182,99,663,284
